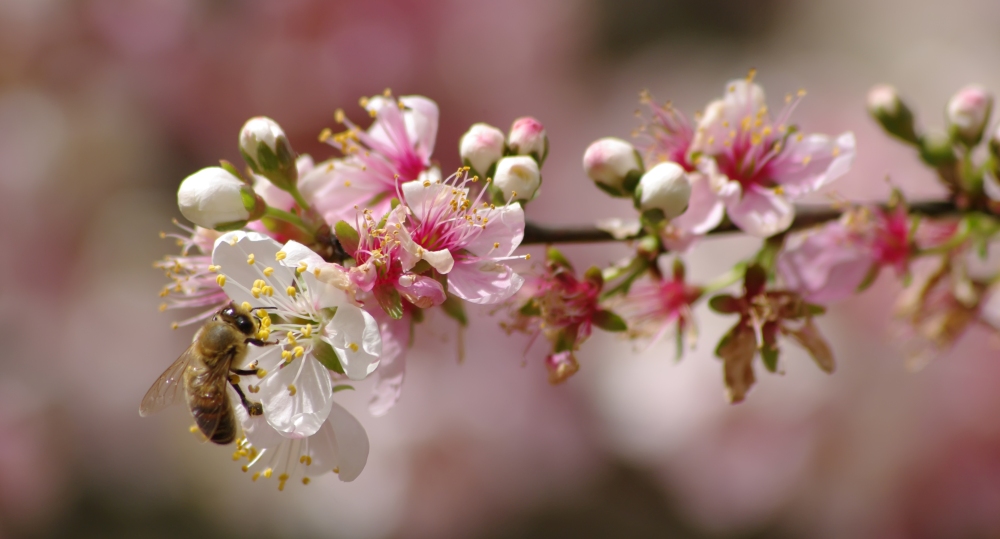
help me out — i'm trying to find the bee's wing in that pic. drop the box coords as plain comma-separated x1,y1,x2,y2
139,345,197,417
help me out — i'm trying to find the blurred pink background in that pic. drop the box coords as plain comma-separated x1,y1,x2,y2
2,0,1000,537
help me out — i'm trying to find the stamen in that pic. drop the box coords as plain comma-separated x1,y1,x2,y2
275,251,287,261
216,274,227,287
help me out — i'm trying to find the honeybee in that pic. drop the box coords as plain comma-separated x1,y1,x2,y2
140,302,273,445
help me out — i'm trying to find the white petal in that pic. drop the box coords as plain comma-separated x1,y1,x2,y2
307,402,370,481
212,232,296,308
368,318,408,416
465,203,525,257
323,305,382,380
260,356,334,438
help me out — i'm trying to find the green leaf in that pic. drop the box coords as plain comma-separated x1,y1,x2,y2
332,384,355,393
440,293,468,326
374,284,404,320
592,309,627,332
312,339,345,374
334,221,361,255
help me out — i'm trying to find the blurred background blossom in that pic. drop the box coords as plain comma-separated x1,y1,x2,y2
3,0,1000,537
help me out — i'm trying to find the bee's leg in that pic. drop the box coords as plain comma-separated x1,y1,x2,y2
228,377,263,416
231,368,259,376
245,338,279,347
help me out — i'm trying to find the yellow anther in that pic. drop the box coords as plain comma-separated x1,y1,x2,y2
297,263,307,275
302,477,311,485
241,465,249,472
263,266,274,277
288,384,297,396
216,274,227,287
525,254,531,260
493,242,500,249
314,268,321,277
302,324,312,338
257,329,270,340
318,127,332,142
275,251,287,261
299,455,313,465
774,186,785,195
282,350,292,363
802,155,812,166
158,231,166,239
293,346,304,358
229,236,237,246
832,147,841,157
263,468,273,479
246,254,255,265
189,425,199,434
159,303,167,312
348,343,359,353
251,287,261,299
262,285,274,297
241,301,252,311
171,322,179,330
208,265,220,272
286,331,297,344
159,288,169,297
256,368,268,379
257,309,268,318
252,472,261,482
333,467,340,474
287,286,297,297
344,180,352,187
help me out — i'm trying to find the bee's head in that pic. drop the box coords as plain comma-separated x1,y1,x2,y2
218,302,257,336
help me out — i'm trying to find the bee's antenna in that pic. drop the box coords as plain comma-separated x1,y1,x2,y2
254,306,279,310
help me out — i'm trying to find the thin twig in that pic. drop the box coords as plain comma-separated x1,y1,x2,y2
521,200,960,245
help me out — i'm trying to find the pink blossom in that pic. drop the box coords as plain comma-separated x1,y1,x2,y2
396,170,526,305
692,77,856,237
346,208,447,311
777,206,912,304
300,94,439,225
154,222,228,327
616,258,701,352
638,93,725,251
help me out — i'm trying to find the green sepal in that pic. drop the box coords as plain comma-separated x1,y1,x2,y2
334,220,361,255
583,266,604,289
546,247,573,270
554,329,575,353
709,294,742,314
312,339,346,374
440,293,468,326
219,160,246,182
761,344,779,373
855,262,881,293
212,219,250,232
332,384,355,393
593,181,627,198
411,259,433,275
374,285,404,320
592,309,627,332
518,300,541,317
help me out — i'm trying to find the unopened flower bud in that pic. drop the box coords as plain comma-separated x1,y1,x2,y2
947,84,993,146
867,84,919,144
493,155,541,203
178,167,266,231
239,116,298,191
508,116,548,165
545,351,579,385
634,162,691,222
918,129,957,167
583,137,644,197
459,123,505,177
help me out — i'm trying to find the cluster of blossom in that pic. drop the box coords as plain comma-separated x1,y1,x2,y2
156,91,544,487
153,72,1000,485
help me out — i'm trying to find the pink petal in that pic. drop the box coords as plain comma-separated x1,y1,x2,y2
725,186,795,237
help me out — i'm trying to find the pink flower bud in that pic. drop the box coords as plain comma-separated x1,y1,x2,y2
508,116,548,165
459,123,505,176
947,84,993,146
583,137,644,196
867,84,918,143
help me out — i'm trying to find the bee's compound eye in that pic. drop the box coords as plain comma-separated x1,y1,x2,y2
221,307,236,318
235,315,255,335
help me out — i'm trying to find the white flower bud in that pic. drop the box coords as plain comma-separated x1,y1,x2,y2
583,137,644,196
867,84,900,117
459,123,505,177
508,116,548,165
947,84,993,146
634,162,691,221
177,167,265,231
493,155,541,202
239,116,298,190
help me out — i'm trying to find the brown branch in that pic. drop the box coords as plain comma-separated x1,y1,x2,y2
521,200,960,245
